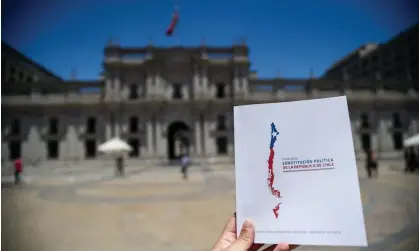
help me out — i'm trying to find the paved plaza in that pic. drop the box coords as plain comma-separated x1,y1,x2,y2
1,160,419,251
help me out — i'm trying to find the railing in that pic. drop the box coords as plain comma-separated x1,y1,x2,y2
3,88,418,106
2,93,102,105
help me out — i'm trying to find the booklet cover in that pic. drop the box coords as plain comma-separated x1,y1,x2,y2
234,96,367,246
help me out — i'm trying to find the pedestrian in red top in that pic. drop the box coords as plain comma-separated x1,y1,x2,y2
14,158,23,185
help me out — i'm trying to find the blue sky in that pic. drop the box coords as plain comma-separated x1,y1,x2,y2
2,0,419,80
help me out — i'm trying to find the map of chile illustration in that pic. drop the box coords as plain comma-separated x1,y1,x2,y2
267,122,282,218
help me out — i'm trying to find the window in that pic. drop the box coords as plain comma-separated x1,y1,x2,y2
216,82,226,98
87,117,96,134
49,118,59,135
129,116,139,133
392,132,403,150
173,83,182,99
361,59,369,68
10,119,20,135
392,113,403,150
360,113,371,151
360,113,369,128
129,83,139,100
128,138,140,157
85,140,96,158
47,140,59,159
216,137,228,155
392,113,402,128
361,134,371,151
18,72,24,81
217,115,226,130
8,140,21,160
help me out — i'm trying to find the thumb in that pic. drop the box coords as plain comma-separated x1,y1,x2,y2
229,220,255,251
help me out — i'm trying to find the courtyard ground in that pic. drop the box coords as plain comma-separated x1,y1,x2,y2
1,160,419,251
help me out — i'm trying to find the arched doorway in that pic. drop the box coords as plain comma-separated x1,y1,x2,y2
167,121,190,160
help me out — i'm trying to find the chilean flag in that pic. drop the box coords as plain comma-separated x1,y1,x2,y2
166,9,179,36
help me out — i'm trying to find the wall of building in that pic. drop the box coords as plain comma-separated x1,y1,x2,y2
323,23,419,81
2,103,418,164
2,44,419,166
1,43,62,84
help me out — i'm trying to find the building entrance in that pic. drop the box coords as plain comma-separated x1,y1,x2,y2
167,121,190,160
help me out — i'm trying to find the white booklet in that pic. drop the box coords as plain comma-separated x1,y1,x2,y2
234,96,367,247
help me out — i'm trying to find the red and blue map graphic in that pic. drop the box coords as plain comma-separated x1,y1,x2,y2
267,122,281,219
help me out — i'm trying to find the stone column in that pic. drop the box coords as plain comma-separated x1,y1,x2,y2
146,118,154,157
182,84,188,100
155,118,166,157
145,67,154,97
23,117,42,162
202,66,209,98
67,121,80,161
114,114,121,137
409,118,419,135
200,114,206,156
194,118,202,155
203,118,215,156
241,74,249,96
350,120,362,153
378,119,393,153
175,139,181,156
120,81,128,100
77,116,86,160
105,113,112,140
371,114,379,155
371,131,379,156
114,76,121,101
105,78,113,100
59,119,69,161
233,65,240,95
193,66,200,98
154,69,161,97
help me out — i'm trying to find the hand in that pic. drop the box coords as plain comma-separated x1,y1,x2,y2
212,213,299,251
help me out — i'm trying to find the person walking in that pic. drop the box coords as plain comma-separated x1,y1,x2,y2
116,156,125,176
365,149,378,179
180,153,190,180
14,158,23,185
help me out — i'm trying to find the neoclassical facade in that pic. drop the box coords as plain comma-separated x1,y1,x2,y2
2,44,419,164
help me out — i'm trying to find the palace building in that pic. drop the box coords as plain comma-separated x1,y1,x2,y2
2,41,419,164
323,23,419,81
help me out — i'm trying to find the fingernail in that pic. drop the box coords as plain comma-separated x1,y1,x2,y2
243,220,253,229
